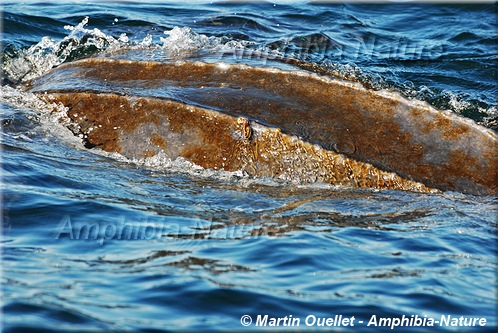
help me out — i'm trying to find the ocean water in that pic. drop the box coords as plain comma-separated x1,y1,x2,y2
1,1,497,332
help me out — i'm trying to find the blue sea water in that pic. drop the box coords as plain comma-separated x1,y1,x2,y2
1,1,497,332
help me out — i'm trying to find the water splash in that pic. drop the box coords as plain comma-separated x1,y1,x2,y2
2,17,129,84
161,27,236,54
2,18,258,84
0,85,88,152
0,86,68,123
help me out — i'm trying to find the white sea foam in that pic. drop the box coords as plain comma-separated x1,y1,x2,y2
161,27,225,53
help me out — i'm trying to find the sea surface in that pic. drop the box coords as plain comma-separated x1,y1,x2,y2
1,1,497,332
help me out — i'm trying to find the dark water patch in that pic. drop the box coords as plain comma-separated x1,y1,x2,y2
2,12,69,43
